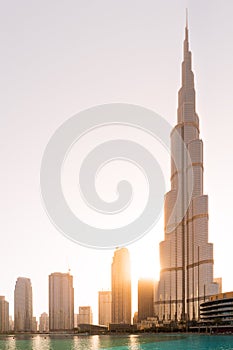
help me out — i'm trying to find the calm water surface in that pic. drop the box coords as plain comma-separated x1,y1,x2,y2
1,334,233,350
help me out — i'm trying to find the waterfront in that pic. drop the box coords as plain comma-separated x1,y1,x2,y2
1,334,233,350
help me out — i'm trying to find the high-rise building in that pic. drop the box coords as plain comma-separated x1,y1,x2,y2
98,291,112,326
0,296,9,333
14,277,33,332
138,279,154,322
77,306,93,325
111,248,131,324
49,272,74,331
155,19,219,322
39,312,49,332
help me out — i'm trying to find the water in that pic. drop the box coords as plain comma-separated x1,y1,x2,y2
1,334,233,350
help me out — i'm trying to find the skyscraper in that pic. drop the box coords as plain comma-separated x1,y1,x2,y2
111,248,131,324
98,291,112,326
0,296,9,333
155,19,219,322
138,279,154,322
14,277,33,332
49,272,74,331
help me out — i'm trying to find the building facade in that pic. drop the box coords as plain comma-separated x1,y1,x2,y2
155,21,219,322
39,312,49,332
0,296,9,333
77,306,93,325
214,278,222,294
14,277,33,332
200,292,233,325
9,316,14,332
98,291,112,326
49,272,74,331
32,316,37,332
133,312,138,325
111,248,131,324
138,279,154,322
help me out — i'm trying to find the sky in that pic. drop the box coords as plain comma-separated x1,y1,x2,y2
1,0,233,324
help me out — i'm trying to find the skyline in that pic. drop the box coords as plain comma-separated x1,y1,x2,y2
1,1,233,325
0,251,150,328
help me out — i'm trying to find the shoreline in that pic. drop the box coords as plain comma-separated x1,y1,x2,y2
1,331,233,338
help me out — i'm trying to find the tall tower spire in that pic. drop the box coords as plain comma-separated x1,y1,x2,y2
186,8,188,28
177,10,198,137
155,14,219,323
185,8,189,47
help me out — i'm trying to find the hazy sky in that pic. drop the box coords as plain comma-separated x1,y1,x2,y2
1,0,233,324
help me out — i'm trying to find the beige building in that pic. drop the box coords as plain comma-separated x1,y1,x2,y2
9,316,14,332
111,248,131,324
74,313,78,328
138,279,154,322
32,316,37,332
138,317,158,331
133,312,138,325
214,278,222,293
39,312,49,332
14,277,33,332
98,291,112,326
0,296,9,333
49,272,74,331
77,306,93,325
155,21,220,322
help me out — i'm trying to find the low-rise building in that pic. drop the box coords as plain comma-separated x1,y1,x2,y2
109,323,137,333
77,306,93,325
200,291,233,325
137,317,158,331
